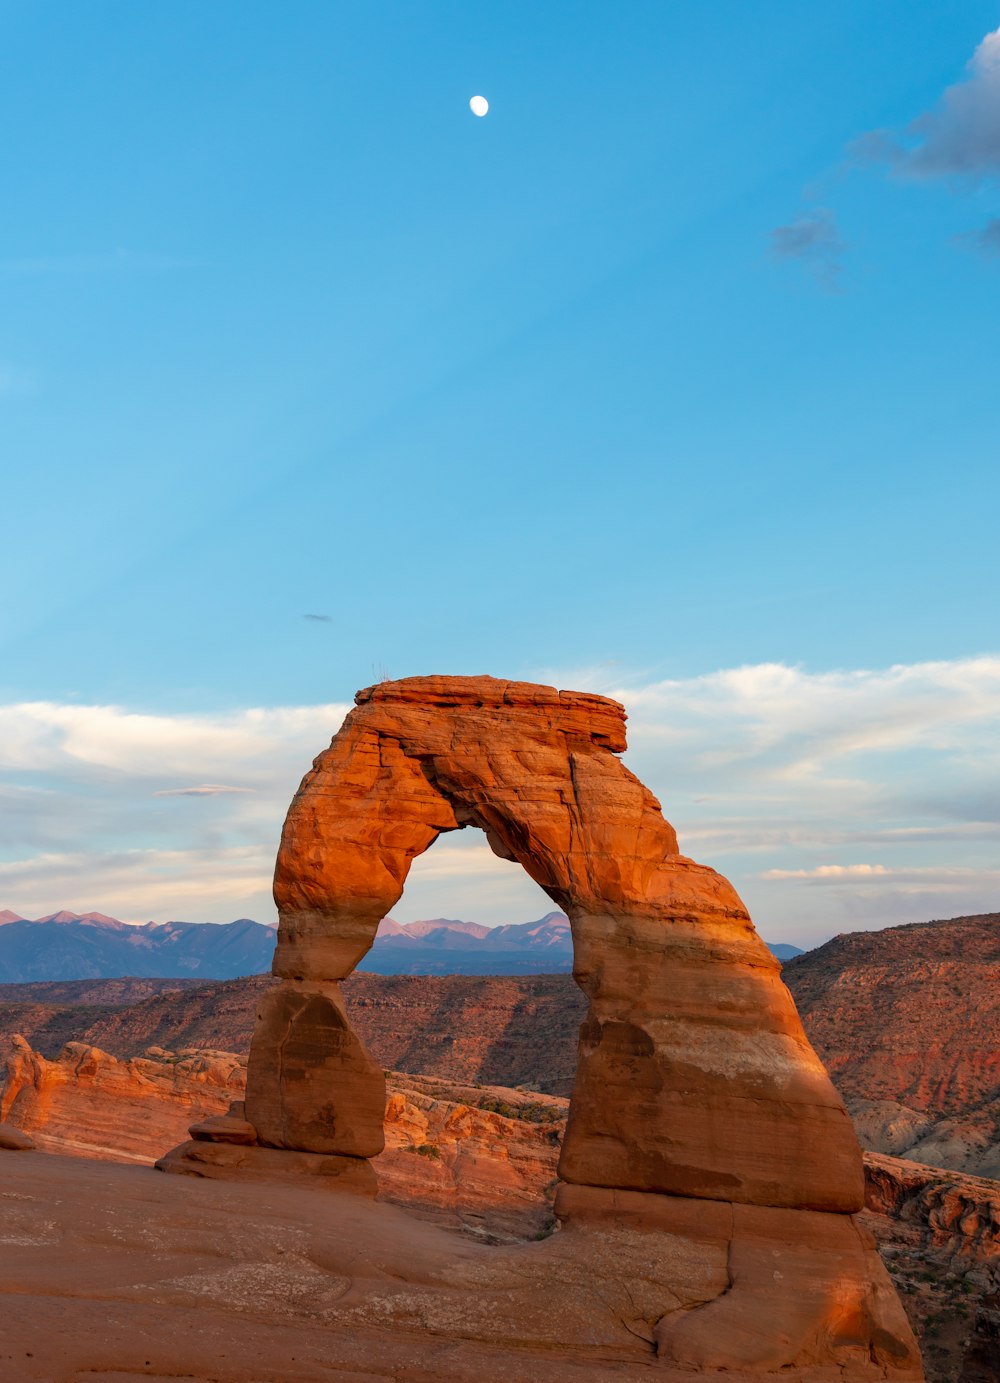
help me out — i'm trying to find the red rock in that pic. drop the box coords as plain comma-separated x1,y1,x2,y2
0,1119,34,1149
243,675,862,1214
154,1138,379,1196
1,1034,243,1162
188,1114,257,1144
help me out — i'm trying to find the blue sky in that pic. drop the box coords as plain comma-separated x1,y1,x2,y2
2,4,999,944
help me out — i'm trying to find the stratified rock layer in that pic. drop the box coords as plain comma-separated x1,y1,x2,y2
2,1034,243,1162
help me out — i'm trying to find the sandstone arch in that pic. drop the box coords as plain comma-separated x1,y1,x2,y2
160,675,921,1375
243,675,862,1210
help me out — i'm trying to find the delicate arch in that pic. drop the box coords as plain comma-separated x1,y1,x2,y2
244,675,863,1211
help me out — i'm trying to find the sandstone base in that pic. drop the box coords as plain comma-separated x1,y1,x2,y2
155,1138,379,1197
557,1184,918,1373
2,1152,923,1382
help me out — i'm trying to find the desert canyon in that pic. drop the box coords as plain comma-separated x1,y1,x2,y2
0,675,944,1380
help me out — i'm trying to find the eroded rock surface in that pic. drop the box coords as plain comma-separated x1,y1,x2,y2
0,1151,920,1383
2,1034,243,1162
155,674,921,1376
862,1154,1000,1382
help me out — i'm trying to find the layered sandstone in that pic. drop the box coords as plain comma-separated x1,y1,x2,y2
784,914,1000,1177
861,1154,1000,1382
1,1035,566,1237
0,1150,919,1383
1,1035,244,1162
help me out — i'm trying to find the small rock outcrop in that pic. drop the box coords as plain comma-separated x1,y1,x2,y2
159,674,922,1375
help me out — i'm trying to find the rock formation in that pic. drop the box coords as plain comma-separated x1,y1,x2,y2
157,674,921,1375
861,1154,1000,1381
784,914,1000,1179
2,1034,244,1162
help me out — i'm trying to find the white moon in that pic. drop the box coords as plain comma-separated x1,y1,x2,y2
469,95,489,117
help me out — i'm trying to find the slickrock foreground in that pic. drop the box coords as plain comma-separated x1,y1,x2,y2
155,674,921,1376
5,1033,998,1375
0,1149,913,1383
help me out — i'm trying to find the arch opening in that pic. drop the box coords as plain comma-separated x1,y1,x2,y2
347,825,576,1239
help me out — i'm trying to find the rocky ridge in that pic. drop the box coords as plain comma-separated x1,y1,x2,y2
783,913,1000,1177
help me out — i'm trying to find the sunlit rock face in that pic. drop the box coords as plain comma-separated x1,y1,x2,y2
248,675,862,1209
162,674,923,1376
1,1035,243,1160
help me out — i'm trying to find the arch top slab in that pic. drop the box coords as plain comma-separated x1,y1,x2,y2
270,675,669,982
247,673,866,1215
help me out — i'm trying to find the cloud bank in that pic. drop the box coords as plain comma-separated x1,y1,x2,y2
1,657,998,944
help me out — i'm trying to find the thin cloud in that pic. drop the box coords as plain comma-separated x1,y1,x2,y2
770,208,845,288
763,864,893,881
762,864,1000,889
0,846,273,922
863,26,1000,179
961,217,1000,257
304,613,332,623
153,784,255,797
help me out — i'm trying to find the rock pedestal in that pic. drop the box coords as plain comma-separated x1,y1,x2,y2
159,674,923,1375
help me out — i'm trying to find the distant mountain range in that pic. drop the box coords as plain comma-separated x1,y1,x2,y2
0,912,277,983
0,909,802,982
364,912,578,975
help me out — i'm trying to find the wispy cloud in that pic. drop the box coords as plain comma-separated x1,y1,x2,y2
762,863,1000,891
852,26,1000,258
770,208,845,289
775,26,1000,276
859,27,1000,180
0,846,273,920
153,784,255,798
763,864,894,881
960,216,1000,258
